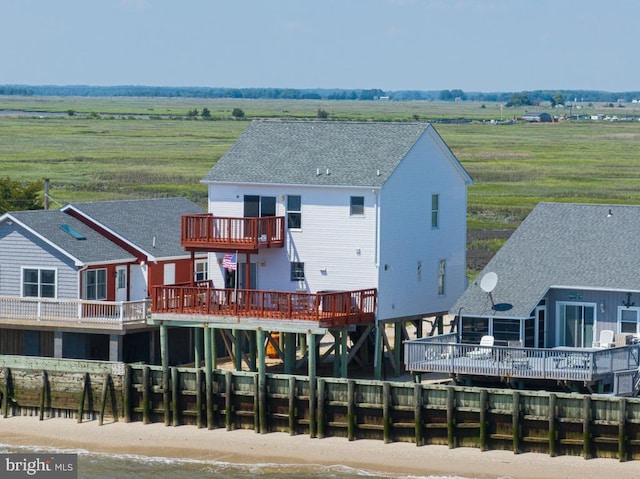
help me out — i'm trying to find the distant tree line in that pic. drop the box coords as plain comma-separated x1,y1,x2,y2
1,85,639,103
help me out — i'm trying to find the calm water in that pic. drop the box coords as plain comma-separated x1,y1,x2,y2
0,443,471,479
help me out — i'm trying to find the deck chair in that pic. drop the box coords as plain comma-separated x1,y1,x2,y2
467,335,494,360
593,329,615,349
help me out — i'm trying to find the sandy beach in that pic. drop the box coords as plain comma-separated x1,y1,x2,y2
0,416,638,479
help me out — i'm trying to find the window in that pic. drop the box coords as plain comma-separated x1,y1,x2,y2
437,259,446,295
431,194,439,228
116,269,126,289
619,307,640,335
290,262,305,281
350,196,364,216
194,259,208,282
83,269,107,300
23,268,56,298
287,195,302,229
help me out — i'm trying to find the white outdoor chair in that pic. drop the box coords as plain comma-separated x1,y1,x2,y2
467,335,494,360
593,329,615,349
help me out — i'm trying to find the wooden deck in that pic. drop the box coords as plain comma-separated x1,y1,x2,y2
151,285,377,329
181,214,285,252
0,296,150,331
405,333,640,393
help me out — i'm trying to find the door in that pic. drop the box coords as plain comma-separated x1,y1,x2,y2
244,195,276,239
238,262,257,289
557,302,595,347
115,266,127,302
534,306,546,348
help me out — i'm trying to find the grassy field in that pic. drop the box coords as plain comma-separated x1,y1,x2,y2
2,95,640,275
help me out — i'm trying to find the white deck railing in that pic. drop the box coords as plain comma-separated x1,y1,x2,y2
404,334,640,383
0,296,150,325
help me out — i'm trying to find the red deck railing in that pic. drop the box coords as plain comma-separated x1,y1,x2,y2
151,286,376,328
181,214,285,252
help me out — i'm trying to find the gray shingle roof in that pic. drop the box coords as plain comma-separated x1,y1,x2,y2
451,202,640,319
9,210,134,265
63,198,204,259
202,120,440,187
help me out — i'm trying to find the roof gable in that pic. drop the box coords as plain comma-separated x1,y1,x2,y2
2,210,134,267
61,197,204,260
452,202,640,319
203,120,471,187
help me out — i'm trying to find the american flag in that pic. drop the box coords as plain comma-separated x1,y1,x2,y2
222,253,237,271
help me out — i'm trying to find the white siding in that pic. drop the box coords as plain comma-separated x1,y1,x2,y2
207,184,379,293
0,224,78,298
376,128,468,320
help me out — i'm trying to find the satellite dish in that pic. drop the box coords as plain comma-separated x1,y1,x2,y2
479,272,498,293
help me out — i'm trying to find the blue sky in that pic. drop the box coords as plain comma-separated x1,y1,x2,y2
2,0,638,92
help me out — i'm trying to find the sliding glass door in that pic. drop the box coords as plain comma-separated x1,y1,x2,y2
557,302,595,347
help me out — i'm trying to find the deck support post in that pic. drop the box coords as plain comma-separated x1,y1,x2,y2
374,323,383,380
512,391,520,454
257,329,267,434
332,330,341,377
211,328,218,370
308,333,317,438
479,388,488,451
204,327,214,430
284,332,296,375
234,329,243,371
248,330,257,372
393,321,402,376
341,329,348,378
194,327,203,368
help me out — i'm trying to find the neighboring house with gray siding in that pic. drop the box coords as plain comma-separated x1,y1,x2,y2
0,198,205,364
452,202,640,348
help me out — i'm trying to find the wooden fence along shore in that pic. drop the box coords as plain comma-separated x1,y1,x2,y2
1,356,640,461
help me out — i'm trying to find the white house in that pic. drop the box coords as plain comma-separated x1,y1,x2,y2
202,120,472,323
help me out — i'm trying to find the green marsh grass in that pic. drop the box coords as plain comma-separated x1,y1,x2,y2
2,96,640,272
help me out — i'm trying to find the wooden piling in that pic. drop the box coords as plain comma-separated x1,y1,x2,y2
142,366,150,425
549,393,557,457
253,374,260,433
446,386,455,449
414,383,423,447
288,376,296,436
195,368,203,428
383,382,391,444
619,398,627,462
347,380,356,441
77,372,92,424
225,370,233,431
583,395,592,459
39,370,49,421
479,388,488,451
171,367,179,426
317,378,326,439
123,365,132,423
512,391,520,454
2,367,11,418
99,373,111,426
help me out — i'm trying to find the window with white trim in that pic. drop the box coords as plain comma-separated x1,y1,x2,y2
22,268,56,298
350,196,364,216
619,306,640,335
431,194,439,228
290,262,305,281
83,269,107,300
194,259,208,282
287,195,302,229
